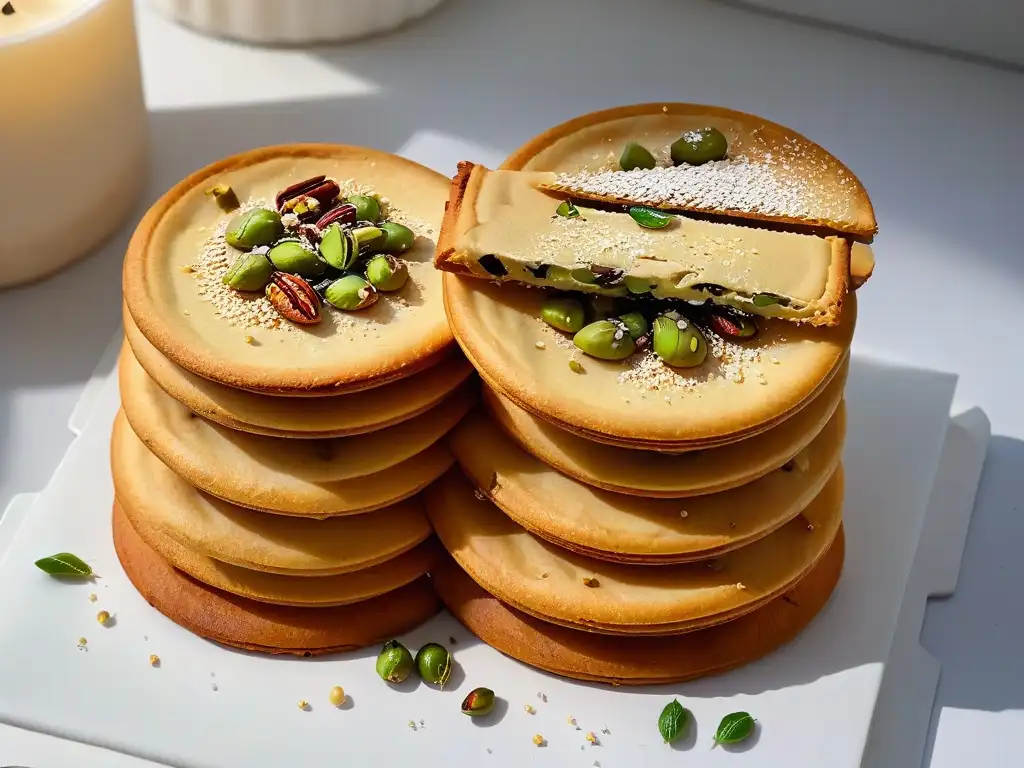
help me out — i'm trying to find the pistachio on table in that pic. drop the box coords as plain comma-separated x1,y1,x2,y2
267,240,327,278
366,254,408,292
573,319,636,361
671,126,728,166
376,639,414,684
265,272,321,325
225,209,284,251
415,642,452,687
653,313,707,368
540,297,585,333
222,250,273,291
324,274,378,311
461,687,496,717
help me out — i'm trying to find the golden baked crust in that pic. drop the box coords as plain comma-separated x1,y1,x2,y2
123,310,474,439
123,144,455,395
502,102,876,242
484,359,847,497
113,507,441,655
424,466,843,634
115,501,440,608
447,405,844,563
437,162,850,327
443,272,854,446
431,533,843,685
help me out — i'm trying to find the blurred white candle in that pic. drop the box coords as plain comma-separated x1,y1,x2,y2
0,0,147,288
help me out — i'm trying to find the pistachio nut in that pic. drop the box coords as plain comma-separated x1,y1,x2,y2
752,292,789,308
653,314,708,368
318,224,357,270
347,194,381,223
670,126,728,166
570,267,597,284
618,311,648,340
415,642,452,687
365,254,409,292
225,208,284,251
573,319,636,361
540,298,585,333
377,222,415,254
267,240,327,278
625,275,656,295
461,687,496,717
222,250,273,291
376,639,415,684
205,184,239,213
620,141,657,171
324,274,379,311
351,224,384,253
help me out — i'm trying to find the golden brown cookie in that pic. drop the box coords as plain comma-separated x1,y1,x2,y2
484,356,847,497
424,467,843,635
123,144,454,396
124,310,474,439
448,403,844,563
113,506,441,655
115,501,441,607
431,529,844,684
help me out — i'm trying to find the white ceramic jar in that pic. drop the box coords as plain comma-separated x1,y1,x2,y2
0,0,148,289
148,0,448,44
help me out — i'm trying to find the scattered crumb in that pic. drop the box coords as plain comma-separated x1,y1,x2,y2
96,610,110,625
407,720,417,730
88,593,97,603
770,355,781,365
449,637,458,645
149,654,160,667
737,583,747,591
569,359,585,374
807,523,816,531
568,716,577,726
601,726,610,735
298,700,310,711
524,704,536,714
662,105,669,112
180,265,194,273
582,577,600,588
537,692,547,702
211,683,218,691
532,734,546,747
586,732,599,745
244,335,254,344
679,510,689,518
77,637,87,646
473,489,487,501
420,720,425,728
535,341,546,349
486,748,492,754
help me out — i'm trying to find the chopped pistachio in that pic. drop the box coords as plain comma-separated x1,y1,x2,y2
582,577,600,588
149,654,160,666
524,704,536,714
533,734,546,747
205,184,240,213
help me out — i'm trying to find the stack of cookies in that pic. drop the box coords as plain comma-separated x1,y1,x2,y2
115,145,476,655
429,104,874,684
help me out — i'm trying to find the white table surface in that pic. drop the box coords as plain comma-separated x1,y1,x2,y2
0,0,1021,765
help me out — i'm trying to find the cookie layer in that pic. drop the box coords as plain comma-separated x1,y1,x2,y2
444,273,854,447
125,310,474,438
485,356,848,497
424,467,843,634
113,507,441,655
115,501,440,607
123,144,454,395
432,530,844,684
448,403,844,563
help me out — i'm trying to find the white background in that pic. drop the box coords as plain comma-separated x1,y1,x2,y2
1,0,1022,764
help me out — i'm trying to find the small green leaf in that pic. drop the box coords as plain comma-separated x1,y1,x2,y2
35,553,92,577
658,699,690,743
714,711,755,745
556,200,580,219
628,206,674,229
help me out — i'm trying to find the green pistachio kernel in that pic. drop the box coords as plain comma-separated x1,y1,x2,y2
324,274,379,311
365,254,409,292
351,224,384,251
224,208,284,251
573,320,636,361
670,126,728,166
376,639,414,684
619,141,657,171
267,240,326,278
318,223,356,270
653,314,708,368
569,267,596,284
624,276,656,295
347,194,381,223
540,298,585,333
222,250,273,291
377,222,415,254
555,200,580,218
415,643,452,687
752,292,790,308
461,687,496,717
618,312,648,340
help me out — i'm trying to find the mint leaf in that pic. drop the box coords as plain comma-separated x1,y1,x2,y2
35,553,92,577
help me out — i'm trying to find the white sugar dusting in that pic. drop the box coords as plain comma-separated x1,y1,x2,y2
618,330,769,393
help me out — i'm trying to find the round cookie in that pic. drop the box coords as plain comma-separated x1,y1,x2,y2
112,427,433,575
113,507,442,655
120,345,475,484
448,403,844,563
432,531,844,685
123,144,454,396
485,356,848,497
115,501,440,607
501,102,876,244
444,274,855,448
424,467,843,635
125,310,474,439
112,408,452,517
